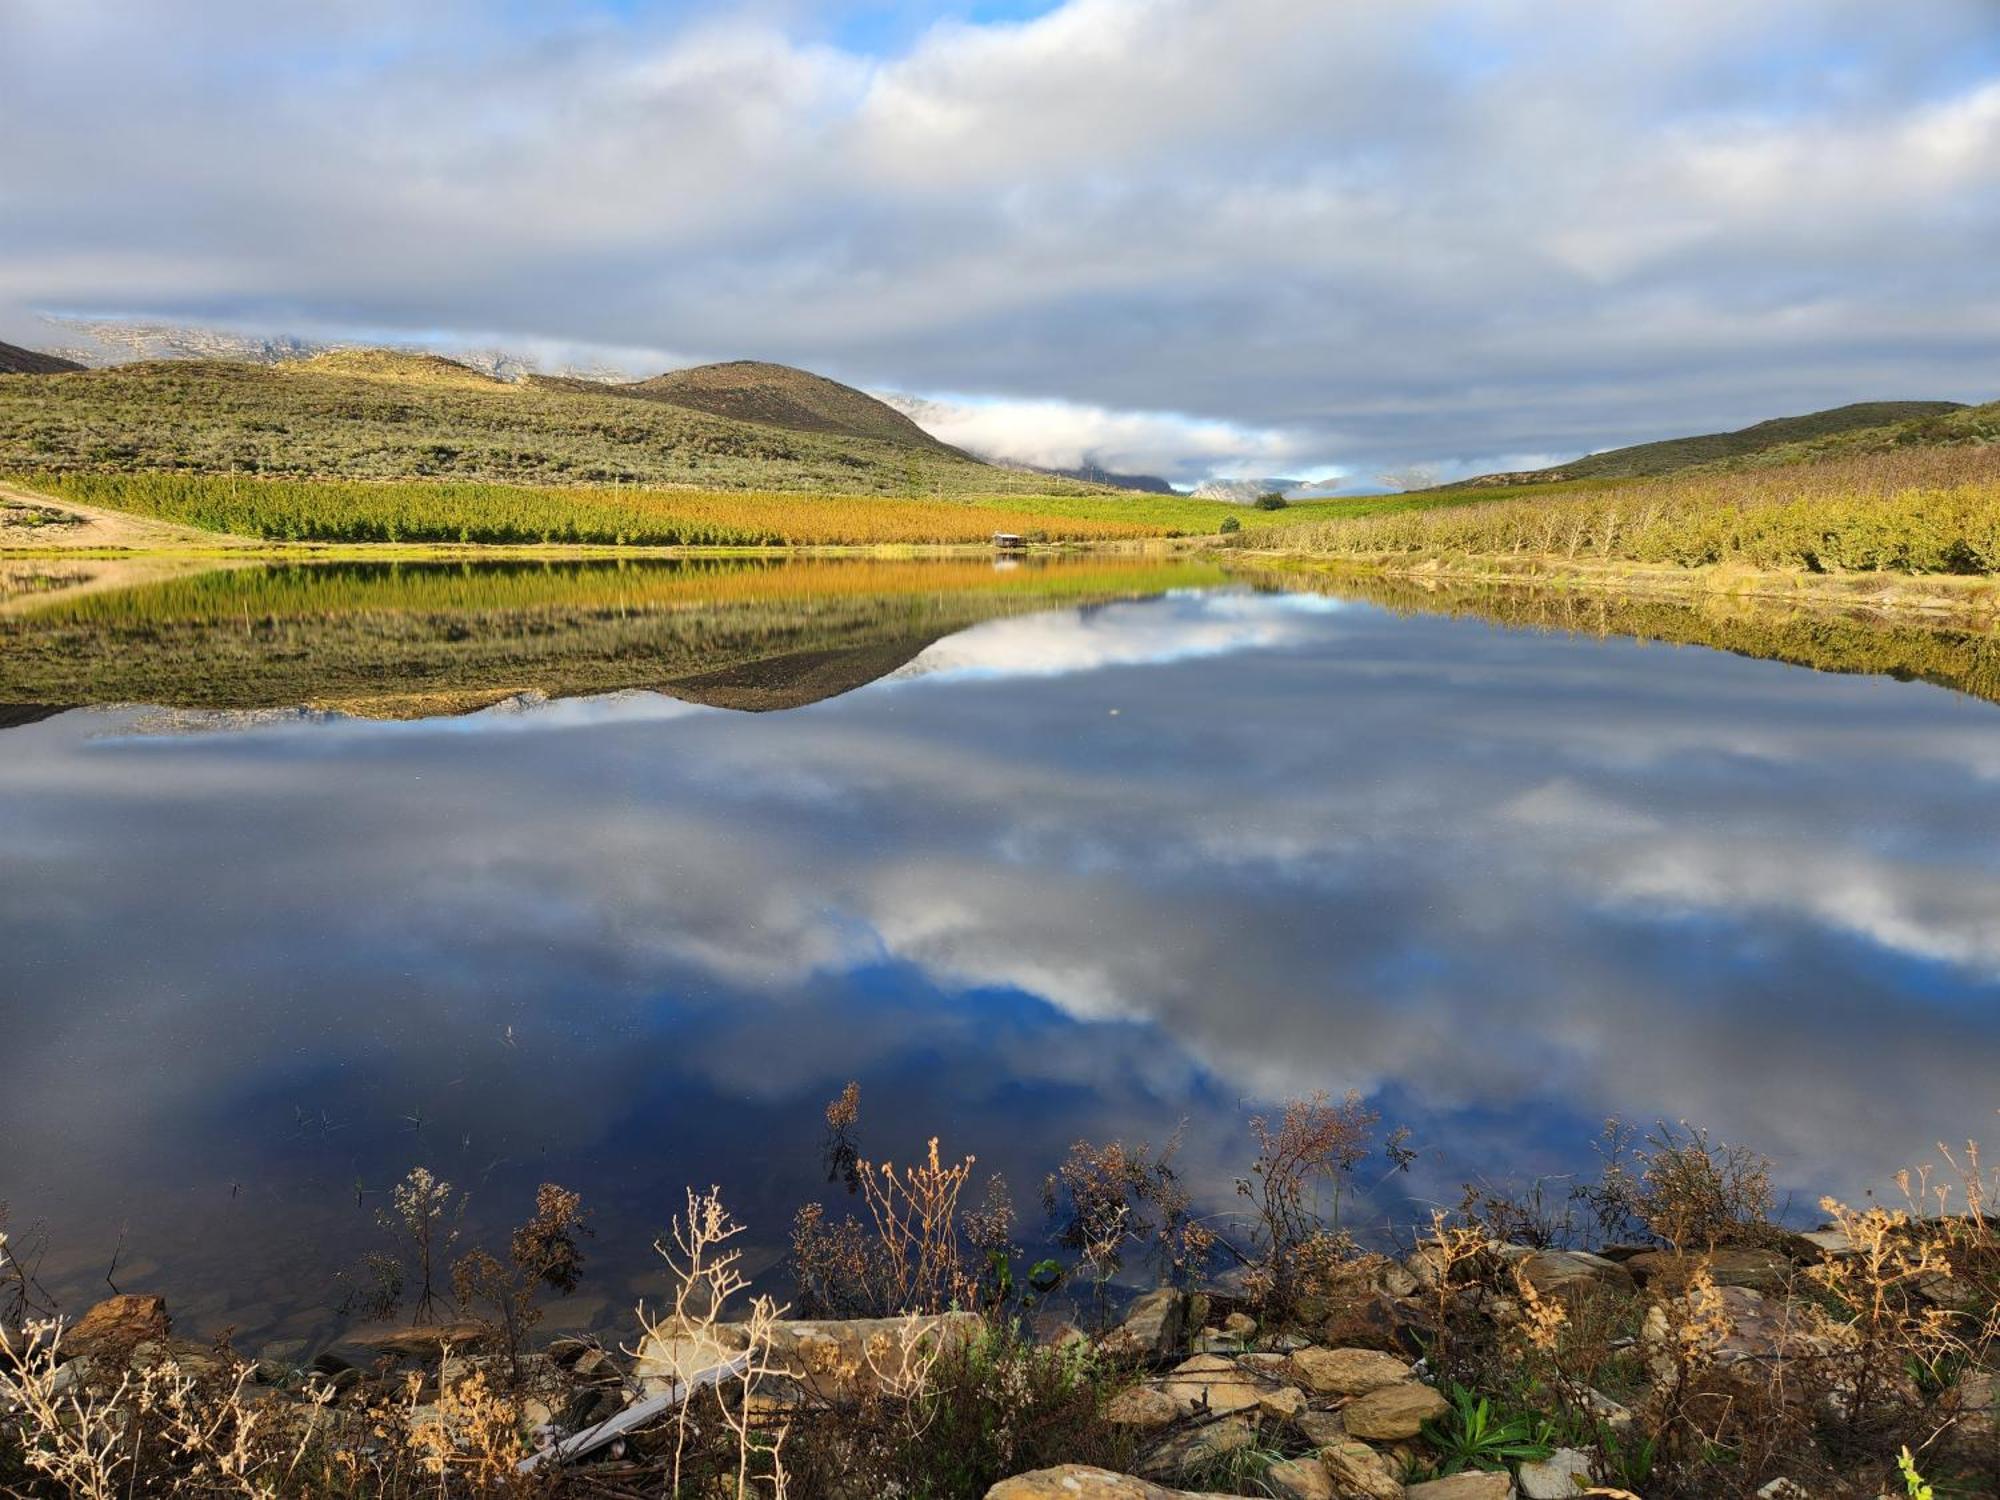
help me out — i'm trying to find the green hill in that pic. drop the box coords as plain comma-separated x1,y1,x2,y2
618,360,964,456
1735,399,2000,468
0,351,1096,496
1449,401,1970,488
0,339,85,376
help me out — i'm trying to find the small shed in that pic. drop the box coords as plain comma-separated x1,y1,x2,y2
991,532,1027,551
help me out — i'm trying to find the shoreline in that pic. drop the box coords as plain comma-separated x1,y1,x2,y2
1220,548,2000,624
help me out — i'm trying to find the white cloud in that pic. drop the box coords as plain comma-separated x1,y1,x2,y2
878,390,1322,481
1,0,1995,478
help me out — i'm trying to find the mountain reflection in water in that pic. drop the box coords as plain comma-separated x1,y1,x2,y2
2,560,1997,1349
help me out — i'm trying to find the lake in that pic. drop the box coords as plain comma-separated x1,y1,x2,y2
2,555,1997,1351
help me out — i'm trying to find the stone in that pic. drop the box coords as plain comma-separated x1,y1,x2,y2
1266,1457,1335,1500
1104,1289,1189,1361
65,1294,170,1355
1641,1285,1841,1375
1137,1413,1256,1480
636,1313,978,1401
1258,1385,1308,1422
1319,1439,1406,1500
365,1321,488,1358
1297,1410,1348,1446
1516,1447,1593,1498
1941,1371,1997,1455
1323,1295,1436,1359
985,1466,1248,1500
1375,1261,1420,1299
1221,1312,1258,1339
1238,1352,1291,1374
1755,1481,1811,1500
1405,1475,1512,1500
1291,1346,1415,1397
1157,1353,1264,1416
1626,1248,1792,1294
1516,1251,1635,1298
1107,1385,1187,1431
1581,1388,1633,1435
1796,1229,1857,1261
1341,1382,1448,1441
1913,1271,1986,1314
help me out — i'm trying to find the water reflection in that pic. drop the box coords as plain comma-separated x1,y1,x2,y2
2,569,1997,1346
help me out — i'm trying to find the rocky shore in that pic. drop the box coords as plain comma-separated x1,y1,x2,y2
15,1214,1996,1500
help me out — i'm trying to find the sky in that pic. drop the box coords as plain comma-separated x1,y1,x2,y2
3,0,1997,485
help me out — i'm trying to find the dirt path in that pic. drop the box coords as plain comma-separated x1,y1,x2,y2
0,478,257,551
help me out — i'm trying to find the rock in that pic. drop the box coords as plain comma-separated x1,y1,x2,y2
1913,1271,1986,1314
1517,1251,1635,1298
1157,1353,1264,1416
1755,1481,1812,1500
1290,1346,1414,1397
1262,1331,1314,1353
1238,1352,1291,1374
65,1294,170,1355
1941,1371,1997,1454
1221,1312,1258,1340
1297,1410,1347,1446
1341,1382,1448,1441
1195,1328,1250,1355
258,1337,308,1366
1258,1385,1308,1422
1105,1289,1189,1361
1516,1447,1593,1498
637,1313,978,1401
365,1321,488,1358
1137,1413,1256,1480
1376,1261,1420,1299
986,1466,1250,1500
1107,1385,1187,1431
1626,1248,1792,1294
1581,1387,1633,1435
1641,1285,1839,1374
1267,1457,1336,1500
1323,1294,1436,1358
1319,1439,1405,1499
1406,1475,1512,1500
1796,1229,1857,1261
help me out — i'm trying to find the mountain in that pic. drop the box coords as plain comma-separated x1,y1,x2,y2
1036,462,1176,494
0,352,1115,496
621,360,964,455
1448,401,1970,488
1192,477,1301,502
0,340,85,376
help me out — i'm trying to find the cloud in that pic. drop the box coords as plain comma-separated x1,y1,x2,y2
2,0,1996,477
876,391,1318,483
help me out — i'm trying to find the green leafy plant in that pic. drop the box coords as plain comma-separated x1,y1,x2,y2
1421,1383,1556,1476
1898,1446,1934,1500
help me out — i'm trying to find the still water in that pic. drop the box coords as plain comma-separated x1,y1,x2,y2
2,558,1997,1348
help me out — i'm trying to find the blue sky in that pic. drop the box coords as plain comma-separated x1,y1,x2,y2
2,0,1995,485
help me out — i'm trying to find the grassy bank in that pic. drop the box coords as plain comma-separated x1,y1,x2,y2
1234,449,2000,577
